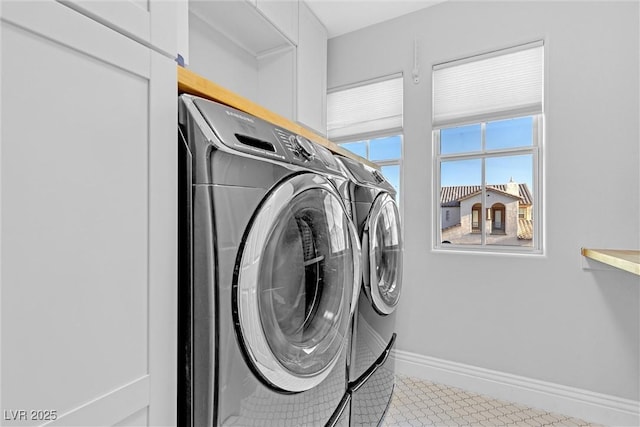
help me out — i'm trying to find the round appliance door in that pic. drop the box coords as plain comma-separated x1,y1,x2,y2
364,192,402,315
235,173,361,393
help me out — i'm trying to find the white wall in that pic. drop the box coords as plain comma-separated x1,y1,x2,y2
189,11,259,101
328,0,639,402
187,11,298,124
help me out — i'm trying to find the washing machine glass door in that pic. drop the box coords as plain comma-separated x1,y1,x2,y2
235,173,361,393
365,192,402,315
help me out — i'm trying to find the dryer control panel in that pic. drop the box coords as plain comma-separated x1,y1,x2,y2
337,155,395,194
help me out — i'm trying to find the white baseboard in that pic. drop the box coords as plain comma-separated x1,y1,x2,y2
393,349,639,427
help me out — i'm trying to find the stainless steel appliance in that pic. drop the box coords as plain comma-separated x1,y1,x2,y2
335,155,403,427
178,94,361,426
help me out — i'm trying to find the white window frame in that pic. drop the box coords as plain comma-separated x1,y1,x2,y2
433,115,543,254
432,41,545,255
337,130,404,207
328,73,405,215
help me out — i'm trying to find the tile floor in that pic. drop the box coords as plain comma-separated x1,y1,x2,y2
382,375,602,427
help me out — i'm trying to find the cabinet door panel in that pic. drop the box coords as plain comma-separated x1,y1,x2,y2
3,0,149,77
57,0,176,57
58,0,151,45
0,1,176,425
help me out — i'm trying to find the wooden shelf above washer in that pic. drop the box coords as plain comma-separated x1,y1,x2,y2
581,248,640,276
177,66,378,169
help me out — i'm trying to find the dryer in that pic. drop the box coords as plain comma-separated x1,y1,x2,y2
335,155,403,427
178,94,361,426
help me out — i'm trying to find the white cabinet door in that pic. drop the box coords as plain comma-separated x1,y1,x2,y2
0,1,176,425
177,0,190,64
57,0,177,57
256,0,298,45
297,2,327,135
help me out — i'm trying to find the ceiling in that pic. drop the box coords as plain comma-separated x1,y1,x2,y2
305,0,447,38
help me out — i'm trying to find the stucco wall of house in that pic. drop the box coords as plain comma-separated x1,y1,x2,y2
441,207,460,230
449,192,520,245
328,0,639,402
457,198,477,243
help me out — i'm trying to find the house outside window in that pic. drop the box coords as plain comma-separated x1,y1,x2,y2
433,42,543,252
327,75,404,204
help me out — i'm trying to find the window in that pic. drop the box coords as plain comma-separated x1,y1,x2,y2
433,42,543,252
339,135,402,202
328,75,403,203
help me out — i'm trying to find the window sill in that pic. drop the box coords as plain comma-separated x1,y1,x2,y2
434,244,543,257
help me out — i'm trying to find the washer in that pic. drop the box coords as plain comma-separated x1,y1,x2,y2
335,155,403,427
178,94,361,427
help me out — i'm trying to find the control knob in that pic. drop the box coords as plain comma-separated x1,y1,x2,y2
295,135,316,159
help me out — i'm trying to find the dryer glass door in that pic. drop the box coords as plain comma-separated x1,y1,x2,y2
235,173,360,392
366,193,402,314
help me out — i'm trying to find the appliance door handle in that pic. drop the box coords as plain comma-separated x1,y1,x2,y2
361,228,372,302
349,333,397,393
348,218,363,316
324,392,351,427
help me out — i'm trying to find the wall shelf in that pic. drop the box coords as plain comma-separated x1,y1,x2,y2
177,66,377,168
189,0,293,57
581,248,640,276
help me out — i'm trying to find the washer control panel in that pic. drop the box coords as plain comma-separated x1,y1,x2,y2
185,94,345,175
274,128,298,156
274,128,316,161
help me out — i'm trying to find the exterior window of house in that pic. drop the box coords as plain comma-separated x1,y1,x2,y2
433,41,543,252
519,207,526,219
328,75,403,204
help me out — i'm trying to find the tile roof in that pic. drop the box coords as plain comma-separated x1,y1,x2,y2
441,184,533,207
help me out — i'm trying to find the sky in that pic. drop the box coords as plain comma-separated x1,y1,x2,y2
342,135,402,197
340,116,534,196
440,116,534,190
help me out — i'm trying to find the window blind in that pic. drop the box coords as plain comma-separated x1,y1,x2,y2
327,75,403,140
433,42,543,128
